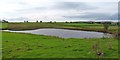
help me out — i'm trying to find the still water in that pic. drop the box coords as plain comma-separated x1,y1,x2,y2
4,28,111,38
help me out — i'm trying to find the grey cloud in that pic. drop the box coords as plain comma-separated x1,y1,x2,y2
17,2,97,12
80,13,111,20
11,2,117,21
63,13,118,20
16,7,47,12
54,2,97,10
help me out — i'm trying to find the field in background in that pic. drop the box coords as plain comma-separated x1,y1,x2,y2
1,22,118,34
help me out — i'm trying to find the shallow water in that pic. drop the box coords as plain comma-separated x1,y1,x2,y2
3,28,111,38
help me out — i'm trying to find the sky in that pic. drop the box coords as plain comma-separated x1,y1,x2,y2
0,0,119,22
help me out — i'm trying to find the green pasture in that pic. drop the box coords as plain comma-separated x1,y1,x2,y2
2,32,118,58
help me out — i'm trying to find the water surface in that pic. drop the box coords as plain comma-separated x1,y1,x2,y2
4,28,111,38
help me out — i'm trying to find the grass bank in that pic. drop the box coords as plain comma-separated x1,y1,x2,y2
2,32,118,58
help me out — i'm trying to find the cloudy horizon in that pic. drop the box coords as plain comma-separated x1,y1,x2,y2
0,0,119,22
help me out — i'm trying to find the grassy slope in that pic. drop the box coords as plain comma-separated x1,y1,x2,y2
2,32,118,58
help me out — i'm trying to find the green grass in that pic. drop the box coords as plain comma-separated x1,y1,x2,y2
2,32,118,58
6,22,63,30
0,23,8,29
1,22,118,58
64,23,102,27
64,23,118,34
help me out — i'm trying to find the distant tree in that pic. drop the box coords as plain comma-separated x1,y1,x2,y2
116,22,119,26
24,21,28,23
65,21,68,23
2,20,8,23
54,21,56,23
50,21,52,23
36,20,38,23
87,21,94,24
70,21,72,23
40,21,42,23
26,21,28,23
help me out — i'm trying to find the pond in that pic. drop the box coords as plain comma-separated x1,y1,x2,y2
3,28,112,38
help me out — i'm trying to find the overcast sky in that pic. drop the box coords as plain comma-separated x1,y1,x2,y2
0,0,119,22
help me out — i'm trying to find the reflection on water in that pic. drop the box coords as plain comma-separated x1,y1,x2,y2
3,28,112,38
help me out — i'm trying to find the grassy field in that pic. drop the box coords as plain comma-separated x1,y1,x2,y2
1,22,119,59
2,32,118,58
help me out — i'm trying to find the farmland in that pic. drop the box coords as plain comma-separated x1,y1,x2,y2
1,22,119,59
